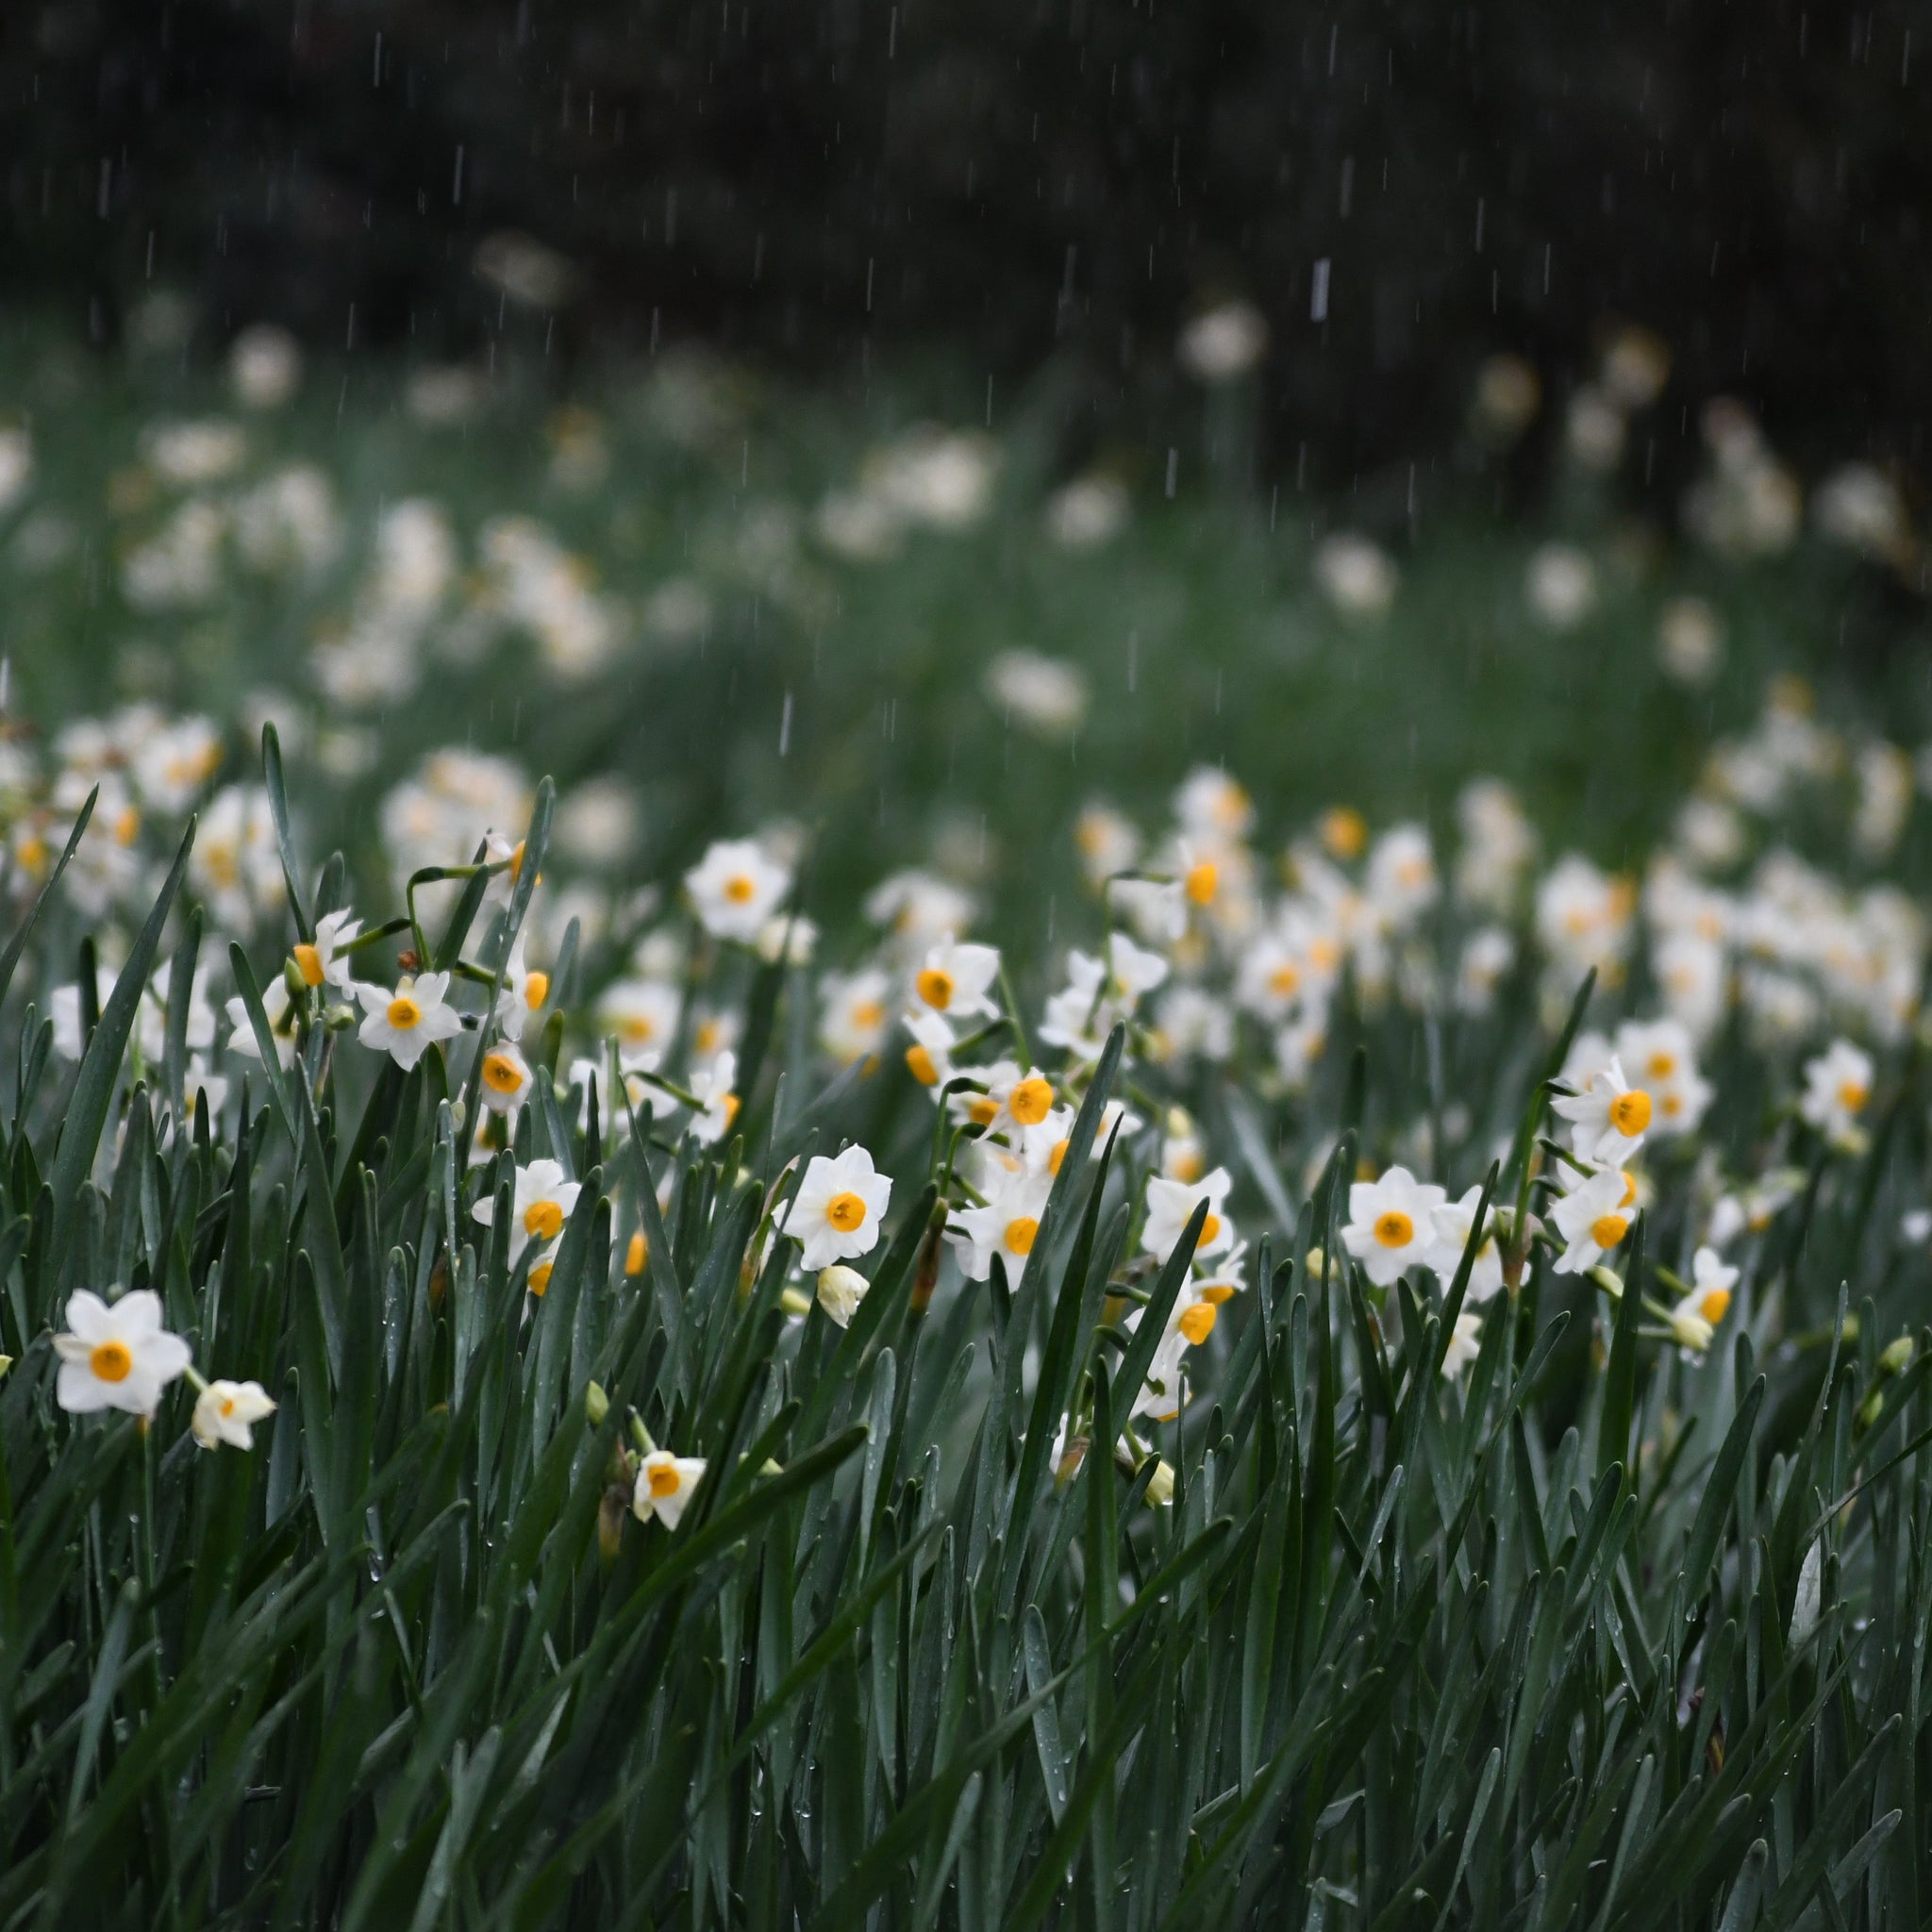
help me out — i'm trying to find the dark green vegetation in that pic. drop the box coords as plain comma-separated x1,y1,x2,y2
0,769,1929,1926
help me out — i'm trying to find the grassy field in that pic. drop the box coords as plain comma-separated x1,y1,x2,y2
0,325,1929,1926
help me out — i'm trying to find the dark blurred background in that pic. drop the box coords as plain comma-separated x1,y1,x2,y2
6,0,1928,489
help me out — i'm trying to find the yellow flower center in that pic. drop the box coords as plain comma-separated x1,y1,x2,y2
1591,1213,1630,1250
1200,1282,1236,1305
717,1093,741,1128
694,1018,722,1054
387,995,423,1030
1008,1075,1054,1126
206,845,239,888
293,942,325,987
527,1259,554,1296
90,1340,133,1383
1699,1286,1732,1324
1840,1080,1870,1112
1004,1216,1040,1255
1178,1302,1218,1345
17,833,47,874
906,1043,939,1086
625,1231,649,1274
1170,1149,1204,1183
1608,1090,1652,1136
508,839,527,880
648,1462,680,1499
1048,1138,1070,1175
1321,807,1367,859
966,1095,998,1126
1647,1051,1677,1079
723,873,757,904
1268,963,1301,997
114,805,142,846
621,1015,655,1045
1308,937,1341,972
1620,1171,1638,1208
1198,1211,1222,1244
1660,1093,1683,1118
1373,1209,1414,1249
826,1191,868,1232
219,1394,237,1418
483,1052,525,1093
524,970,550,1009
851,1000,885,1032
1185,859,1219,907
915,967,956,1010
525,1201,565,1241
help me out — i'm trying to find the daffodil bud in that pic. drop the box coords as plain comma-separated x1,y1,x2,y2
1143,1457,1176,1507
1303,1244,1327,1280
0,1354,11,1380
816,1265,869,1327
585,1380,609,1426
1879,1335,1914,1376
597,1484,628,1563
1588,1265,1624,1300
778,1285,814,1319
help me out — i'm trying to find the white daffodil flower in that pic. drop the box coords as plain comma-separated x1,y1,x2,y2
819,968,891,1066
687,1051,741,1147
192,1378,277,1450
685,838,791,942
1441,1310,1485,1378
492,935,551,1041
1550,1167,1638,1275
596,977,681,1069
1800,1039,1873,1148
357,972,462,1070
226,974,298,1068
1425,1186,1506,1303
780,1145,891,1273
52,1290,192,1418
1669,1247,1740,1356
477,1041,534,1116
473,1158,583,1267
900,1008,957,1094
1341,1166,1448,1287
292,908,363,995
1141,1168,1236,1266
633,1451,708,1530
911,935,1001,1021
1552,1054,1655,1164
947,1167,1054,1281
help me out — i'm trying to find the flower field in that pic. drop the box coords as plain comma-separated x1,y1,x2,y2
1,326,1930,1926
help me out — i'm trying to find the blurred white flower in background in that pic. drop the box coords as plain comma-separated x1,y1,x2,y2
1813,463,1910,564
862,425,1000,530
1471,355,1541,444
1524,543,1598,629
1314,532,1398,617
143,420,248,486
473,231,580,310
1177,300,1268,383
0,427,33,516
1657,596,1725,687
227,325,303,410
556,778,641,870
1599,325,1671,409
1684,399,1802,558
1565,387,1626,472
406,364,488,425
985,650,1089,739
1046,475,1129,549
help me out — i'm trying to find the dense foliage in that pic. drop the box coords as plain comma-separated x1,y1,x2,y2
1,339,1930,1924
